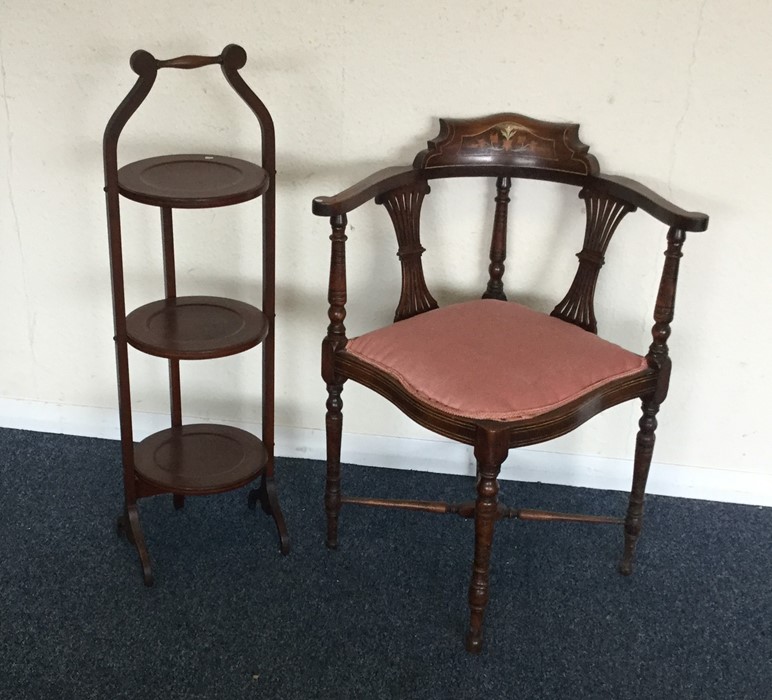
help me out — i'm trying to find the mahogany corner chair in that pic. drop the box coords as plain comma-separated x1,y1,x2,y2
312,113,708,653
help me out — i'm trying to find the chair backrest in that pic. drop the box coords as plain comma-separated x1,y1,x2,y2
413,113,599,175
370,114,702,335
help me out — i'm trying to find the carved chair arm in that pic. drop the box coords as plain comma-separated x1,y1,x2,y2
312,166,419,216
596,175,708,232
312,164,708,233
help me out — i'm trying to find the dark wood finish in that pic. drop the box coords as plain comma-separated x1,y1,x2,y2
125,296,268,360
118,154,269,209
620,227,686,575
482,176,511,301
552,188,634,333
375,182,438,321
466,426,508,653
414,113,600,175
156,54,222,70
103,44,289,584
312,167,707,233
322,214,349,548
341,497,622,525
313,114,708,652
116,505,153,585
160,207,182,423
161,207,185,511
134,423,267,493
313,166,419,216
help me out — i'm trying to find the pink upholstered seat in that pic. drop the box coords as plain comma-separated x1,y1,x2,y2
346,299,649,422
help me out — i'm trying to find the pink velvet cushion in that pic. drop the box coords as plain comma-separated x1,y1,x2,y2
345,299,648,421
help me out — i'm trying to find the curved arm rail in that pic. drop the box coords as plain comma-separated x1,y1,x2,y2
595,174,708,232
312,166,419,216
312,163,708,232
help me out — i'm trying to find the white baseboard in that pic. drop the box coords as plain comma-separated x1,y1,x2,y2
1,397,770,507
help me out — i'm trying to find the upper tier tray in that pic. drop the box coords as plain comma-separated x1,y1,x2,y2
126,295,269,360
117,154,269,208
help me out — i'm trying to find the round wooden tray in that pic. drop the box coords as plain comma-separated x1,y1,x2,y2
134,423,266,494
117,154,269,208
126,295,268,360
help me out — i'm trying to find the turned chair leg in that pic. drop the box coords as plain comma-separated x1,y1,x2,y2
465,428,507,653
325,382,344,549
620,398,660,576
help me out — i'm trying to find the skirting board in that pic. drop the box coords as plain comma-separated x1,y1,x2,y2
1,397,770,507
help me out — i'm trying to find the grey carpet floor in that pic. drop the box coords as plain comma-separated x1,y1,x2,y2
1,427,770,699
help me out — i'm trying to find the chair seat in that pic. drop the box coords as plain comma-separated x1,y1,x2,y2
345,299,649,422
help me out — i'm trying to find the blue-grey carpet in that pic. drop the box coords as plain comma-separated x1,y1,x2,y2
0,427,769,699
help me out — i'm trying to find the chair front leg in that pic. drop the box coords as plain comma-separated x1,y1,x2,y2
322,213,348,549
325,380,345,548
466,428,508,653
620,397,660,575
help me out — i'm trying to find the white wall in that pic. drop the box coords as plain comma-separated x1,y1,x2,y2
1,1,770,503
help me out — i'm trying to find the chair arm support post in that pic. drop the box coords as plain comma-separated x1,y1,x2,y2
324,214,349,360
322,214,349,548
647,227,686,403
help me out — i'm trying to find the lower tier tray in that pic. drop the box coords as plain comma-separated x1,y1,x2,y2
126,295,268,360
134,424,267,495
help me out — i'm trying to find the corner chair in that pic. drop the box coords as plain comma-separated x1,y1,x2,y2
312,113,708,652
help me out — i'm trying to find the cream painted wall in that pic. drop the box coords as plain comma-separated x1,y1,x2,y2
1,1,770,490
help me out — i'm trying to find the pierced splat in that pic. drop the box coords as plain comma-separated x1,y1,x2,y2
376,182,439,322
482,176,512,301
552,188,635,333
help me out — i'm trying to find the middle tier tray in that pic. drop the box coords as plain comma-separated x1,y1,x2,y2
126,295,268,360
134,423,267,495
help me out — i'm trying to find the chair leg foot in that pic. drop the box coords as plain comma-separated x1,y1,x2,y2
173,494,185,510
618,559,633,577
465,630,484,654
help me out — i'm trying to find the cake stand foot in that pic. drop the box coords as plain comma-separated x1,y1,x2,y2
117,504,154,586
248,474,290,555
